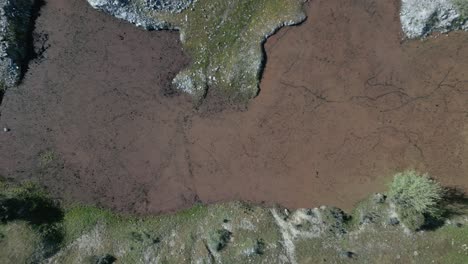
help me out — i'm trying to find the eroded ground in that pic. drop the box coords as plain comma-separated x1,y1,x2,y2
0,0,467,214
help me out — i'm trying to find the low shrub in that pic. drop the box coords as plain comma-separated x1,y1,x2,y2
389,170,444,231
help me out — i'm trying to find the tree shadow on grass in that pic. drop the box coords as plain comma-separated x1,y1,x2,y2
422,186,468,231
443,187,468,216
0,185,64,258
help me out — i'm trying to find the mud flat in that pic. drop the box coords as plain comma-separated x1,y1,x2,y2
0,0,467,214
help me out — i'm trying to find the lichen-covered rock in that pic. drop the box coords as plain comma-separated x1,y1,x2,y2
86,0,306,103
400,0,468,38
144,0,193,13
0,0,35,89
86,0,176,30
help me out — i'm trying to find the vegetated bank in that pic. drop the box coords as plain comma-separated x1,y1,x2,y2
86,0,307,103
1,171,467,263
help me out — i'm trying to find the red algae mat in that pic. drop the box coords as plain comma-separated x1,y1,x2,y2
0,0,467,214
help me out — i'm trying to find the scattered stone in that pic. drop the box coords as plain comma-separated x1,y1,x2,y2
86,0,174,30
413,251,419,256
456,222,463,228
213,229,232,251
3,127,9,132
254,239,266,255
462,244,468,251
360,212,379,225
389,217,400,226
240,219,256,231
373,193,386,204
340,250,356,259
144,0,193,13
96,254,116,264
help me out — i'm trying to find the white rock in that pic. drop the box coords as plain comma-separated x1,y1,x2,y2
400,0,467,38
86,0,109,8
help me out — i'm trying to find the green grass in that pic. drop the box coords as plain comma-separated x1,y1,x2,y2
1,174,468,263
38,149,57,167
0,222,43,264
0,181,63,262
48,202,285,263
142,0,306,103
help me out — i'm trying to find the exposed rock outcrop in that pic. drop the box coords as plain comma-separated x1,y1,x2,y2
401,0,468,38
86,0,176,30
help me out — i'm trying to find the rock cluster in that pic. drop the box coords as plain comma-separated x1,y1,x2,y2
401,0,468,38
144,0,193,13
86,0,175,30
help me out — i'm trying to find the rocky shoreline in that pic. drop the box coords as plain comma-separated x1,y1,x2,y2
86,0,178,30
0,0,37,91
0,0,467,101
401,0,468,38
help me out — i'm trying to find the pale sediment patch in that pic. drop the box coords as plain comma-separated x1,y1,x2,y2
46,224,106,264
271,207,330,264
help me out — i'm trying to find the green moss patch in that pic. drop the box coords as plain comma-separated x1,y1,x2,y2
139,0,306,103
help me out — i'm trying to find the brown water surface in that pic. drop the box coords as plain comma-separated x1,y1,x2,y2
0,0,467,214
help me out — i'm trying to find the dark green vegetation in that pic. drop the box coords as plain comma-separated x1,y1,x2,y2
1,172,467,263
0,0,43,105
3,0,43,80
